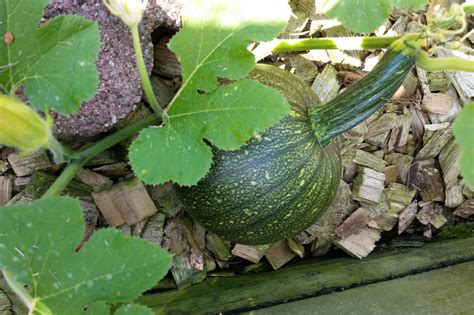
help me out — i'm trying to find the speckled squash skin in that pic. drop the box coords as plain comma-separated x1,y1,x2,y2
179,64,342,244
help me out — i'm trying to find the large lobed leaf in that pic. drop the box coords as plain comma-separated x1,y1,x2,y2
320,0,428,33
0,197,172,314
129,0,292,186
0,0,100,114
453,103,474,189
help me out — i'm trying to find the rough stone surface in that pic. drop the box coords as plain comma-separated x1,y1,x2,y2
44,0,182,138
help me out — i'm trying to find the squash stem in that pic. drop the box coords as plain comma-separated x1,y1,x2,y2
417,51,474,72
131,25,162,114
309,48,418,145
271,36,400,53
42,113,161,198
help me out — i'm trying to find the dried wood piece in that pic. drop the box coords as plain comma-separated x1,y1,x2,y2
288,55,319,83
141,212,166,245
428,87,462,124
366,112,402,138
0,289,11,314
311,64,340,103
393,71,418,100
92,162,130,178
409,103,427,141
353,150,386,172
153,36,181,77
352,167,385,204
370,183,416,231
206,233,232,261
439,138,461,188
287,238,305,258
265,241,296,270
282,9,309,39
385,153,413,184
417,203,434,225
150,76,176,107
445,184,464,209
414,166,445,202
148,182,184,217
0,160,8,174
365,130,390,148
415,126,453,161
384,165,399,184
171,250,207,290
422,93,453,115
75,168,113,192
7,150,51,177
335,208,370,239
427,71,451,93
231,244,271,264
396,108,413,148
334,227,381,259
92,177,158,226
14,176,31,188
398,201,419,234
385,15,408,36
453,199,474,219
0,176,12,207
163,218,188,255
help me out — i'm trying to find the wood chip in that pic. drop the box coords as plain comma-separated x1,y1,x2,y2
153,36,181,77
415,126,453,161
439,138,461,188
288,55,319,83
75,168,113,192
171,250,207,290
398,201,419,234
265,241,296,270
445,184,465,209
92,177,158,226
311,64,340,103
353,150,386,172
335,208,370,239
352,167,385,204
141,212,166,245
7,150,51,177
415,166,445,202
206,233,232,261
421,93,453,115
231,244,271,264
0,176,12,207
453,199,474,219
334,227,381,259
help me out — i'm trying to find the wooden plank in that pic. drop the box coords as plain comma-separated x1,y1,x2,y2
138,238,474,314
252,261,474,315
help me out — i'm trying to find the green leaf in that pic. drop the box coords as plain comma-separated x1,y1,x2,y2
115,304,154,315
321,0,428,33
453,103,474,189
0,0,100,114
0,197,173,314
129,0,291,186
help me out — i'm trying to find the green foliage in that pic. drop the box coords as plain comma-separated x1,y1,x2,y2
129,0,291,186
0,197,172,314
0,0,100,114
320,0,428,33
437,222,474,239
453,103,474,189
115,304,154,315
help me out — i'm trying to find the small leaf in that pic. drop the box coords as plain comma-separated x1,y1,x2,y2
129,0,291,186
321,0,428,33
0,0,100,114
453,103,474,189
0,197,173,314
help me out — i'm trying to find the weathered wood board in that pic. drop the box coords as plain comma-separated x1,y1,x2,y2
252,260,474,315
138,238,474,314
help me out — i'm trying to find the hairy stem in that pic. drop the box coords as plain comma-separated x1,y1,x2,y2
42,113,161,198
131,25,162,114
417,51,474,72
271,36,400,53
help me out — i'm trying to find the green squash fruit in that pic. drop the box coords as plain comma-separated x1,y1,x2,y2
178,47,417,245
